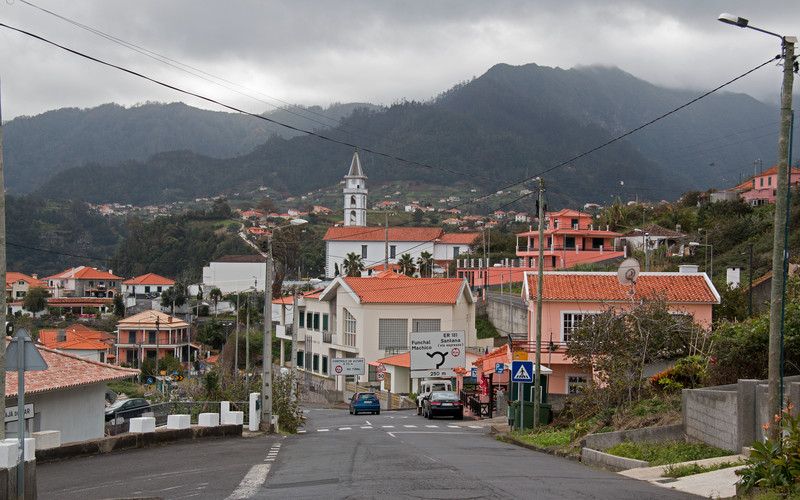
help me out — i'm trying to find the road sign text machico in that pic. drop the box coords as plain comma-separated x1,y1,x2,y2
410,331,465,378
331,358,366,376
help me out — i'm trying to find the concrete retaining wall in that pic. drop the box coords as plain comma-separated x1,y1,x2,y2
683,385,738,452
485,293,528,338
583,424,685,451
35,424,242,464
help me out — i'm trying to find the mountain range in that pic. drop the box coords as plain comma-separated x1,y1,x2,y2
3,62,792,209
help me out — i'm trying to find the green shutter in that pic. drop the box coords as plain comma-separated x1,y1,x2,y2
297,351,304,367
322,314,329,331
299,310,305,327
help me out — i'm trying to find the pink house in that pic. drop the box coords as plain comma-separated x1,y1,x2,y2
521,269,720,400
737,165,800,206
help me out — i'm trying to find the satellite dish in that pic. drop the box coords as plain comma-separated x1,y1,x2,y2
617,258,641,286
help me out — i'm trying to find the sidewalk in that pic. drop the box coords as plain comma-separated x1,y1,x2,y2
618,455,746,499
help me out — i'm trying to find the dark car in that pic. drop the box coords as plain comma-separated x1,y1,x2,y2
105,397,151,421
423,391,463,420
349,392,381,415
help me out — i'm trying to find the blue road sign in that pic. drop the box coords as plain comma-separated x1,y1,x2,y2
470,367,477,379
511,360,534,383
495,362,504,374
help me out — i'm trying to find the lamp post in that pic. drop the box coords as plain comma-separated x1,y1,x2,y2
719,13,796,433
689,242,713,281
262,218,308,432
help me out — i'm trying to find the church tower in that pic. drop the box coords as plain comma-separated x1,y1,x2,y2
343,151,367,227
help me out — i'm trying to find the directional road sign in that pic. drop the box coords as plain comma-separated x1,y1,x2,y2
409,330,466,378
511,360,534,383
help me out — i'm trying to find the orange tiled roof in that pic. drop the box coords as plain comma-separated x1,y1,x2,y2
38,324,114,347
117,310,189,329
46,297,114,306
5,339,138,397
371,351,411,368
324,226,443,242
341,276,469,304
524,272,719,304
50,338,111,351
6,272,44,287
47,266,123,281
122,273,175,286
438,233,480,245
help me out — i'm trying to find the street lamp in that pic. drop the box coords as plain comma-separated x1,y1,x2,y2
262,218,308,432
688,242,713,281
719,13,796,429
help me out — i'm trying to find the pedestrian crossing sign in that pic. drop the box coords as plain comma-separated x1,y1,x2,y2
511,360,534,383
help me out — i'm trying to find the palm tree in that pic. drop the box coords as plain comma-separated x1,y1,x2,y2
209,287,223,317
417,251,434,278
398,253,416,277
342,252,365,277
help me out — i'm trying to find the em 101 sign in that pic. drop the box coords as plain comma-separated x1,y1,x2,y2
331,358,366,376
410,330,465,378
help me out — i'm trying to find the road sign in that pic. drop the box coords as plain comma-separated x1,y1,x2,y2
410,330,466,378
511,360,534,383
331,358,366,376
470,367,477,379
376,363,386,373
376,372,385,381
513,351,528,361
495,363,504,374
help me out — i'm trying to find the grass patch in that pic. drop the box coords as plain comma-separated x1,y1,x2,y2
510,427,574,448
662,460,743,478
604,440,732,466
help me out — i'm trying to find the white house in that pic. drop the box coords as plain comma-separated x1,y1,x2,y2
4,343,138,443
122,273,175,299
280,271,477,393
201,254,267,294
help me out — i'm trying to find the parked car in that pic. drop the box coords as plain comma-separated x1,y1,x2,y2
349,392,381,415
422,391,463,420
416,379,453,415
105,397,151,421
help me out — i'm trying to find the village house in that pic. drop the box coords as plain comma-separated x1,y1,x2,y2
45,266,123,299
278,272,477,394
37,324,115,363
121,272,175,299
114,310,193,370
6,272,44,301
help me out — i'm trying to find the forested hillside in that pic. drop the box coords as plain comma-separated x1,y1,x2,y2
30,63,790,209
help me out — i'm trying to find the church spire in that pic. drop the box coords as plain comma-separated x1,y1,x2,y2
343,151,367,227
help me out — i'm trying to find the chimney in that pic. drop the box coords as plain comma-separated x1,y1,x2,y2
57,329,66,343
679,265,699,274
675,224,682,233
32,273,38,280
727,267,741,289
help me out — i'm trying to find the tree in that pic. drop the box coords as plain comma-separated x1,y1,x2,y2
417,251,434,278
197,319,227,350
161,281,188,314
113,294,125,317
398,253,416,277
566,299,698,414
23,286,50,315
342,252,364,277
209,287,223,317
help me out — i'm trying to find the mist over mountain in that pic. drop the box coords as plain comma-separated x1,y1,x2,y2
8,62,789,208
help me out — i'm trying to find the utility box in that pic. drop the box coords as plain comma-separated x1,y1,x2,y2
508,401,552,429
510,374,549,404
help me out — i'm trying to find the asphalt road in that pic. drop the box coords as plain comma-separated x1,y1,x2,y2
37,407,701,499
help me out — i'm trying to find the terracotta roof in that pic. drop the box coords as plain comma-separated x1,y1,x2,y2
50,338,111,351
38,324,114,347
438,233,480,245
47,266,123,281
340,276,470,304
46,297,114,306
6,272,44,287
324,226,443,242
117,310,189,329
213,254,265,263
122,273,175,286
524,271,720,304
371,351,410,368
5,339,138,397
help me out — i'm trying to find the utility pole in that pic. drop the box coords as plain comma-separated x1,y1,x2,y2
261,240,273,432
768,35,795,435
534,178,545,428
291,286,299,402
384,212,389,271
0,83,7,439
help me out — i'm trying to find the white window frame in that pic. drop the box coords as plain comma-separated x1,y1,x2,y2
344,309,357,347
567,374,588,394
561,311,600,343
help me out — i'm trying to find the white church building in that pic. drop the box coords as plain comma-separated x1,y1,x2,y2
324,152,479,278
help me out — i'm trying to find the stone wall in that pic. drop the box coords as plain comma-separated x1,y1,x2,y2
484,292,528,339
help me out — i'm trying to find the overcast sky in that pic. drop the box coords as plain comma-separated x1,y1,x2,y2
0,1,798,122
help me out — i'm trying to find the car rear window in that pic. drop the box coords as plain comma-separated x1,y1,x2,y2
431,392,459,401
359,393,376,400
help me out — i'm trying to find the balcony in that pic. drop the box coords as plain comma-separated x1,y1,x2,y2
323,331,333,344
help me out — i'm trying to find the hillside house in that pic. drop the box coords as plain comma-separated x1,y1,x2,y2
38,324,115,363
46,266,123,298
278,272,477,394
6,272,45,301
520,269,719,406
115,310,192,369
122,273,175,299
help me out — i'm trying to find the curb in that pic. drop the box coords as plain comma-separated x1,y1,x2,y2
493,427,581,462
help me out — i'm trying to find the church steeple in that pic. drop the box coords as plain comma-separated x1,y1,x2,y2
343,152,367,227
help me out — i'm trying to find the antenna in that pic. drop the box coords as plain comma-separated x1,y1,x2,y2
617,257,640,296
